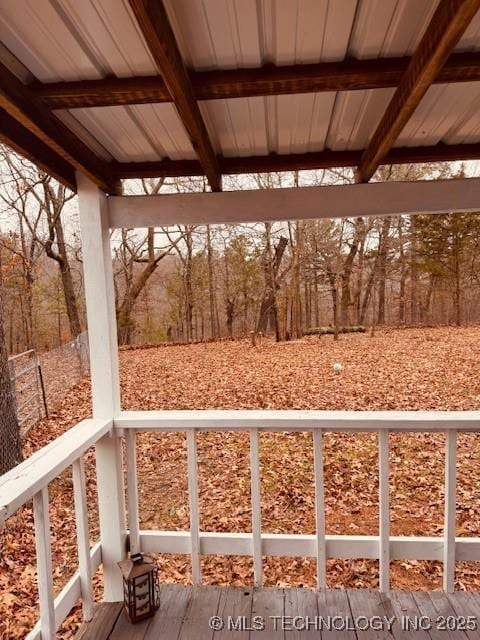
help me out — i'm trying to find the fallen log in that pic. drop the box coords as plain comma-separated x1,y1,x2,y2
304,325,366,336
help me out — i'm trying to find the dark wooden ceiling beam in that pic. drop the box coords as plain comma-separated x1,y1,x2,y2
32,51,480,110
356,0,480,183
110,142,480,180
128,0,221,191
0,62,117,193
0,108,76,190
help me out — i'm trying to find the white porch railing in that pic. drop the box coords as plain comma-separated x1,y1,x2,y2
114,410,480,596
0,417,112,640
1,410,480,639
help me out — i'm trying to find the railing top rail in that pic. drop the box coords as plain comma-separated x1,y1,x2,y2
0,417,112,523
114,409,480,432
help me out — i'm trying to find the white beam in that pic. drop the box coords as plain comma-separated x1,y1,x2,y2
108,178,480,228
114,409,480,432
137,530,480,562
77,173,126,602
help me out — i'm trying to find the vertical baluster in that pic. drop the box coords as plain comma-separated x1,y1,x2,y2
187,429,201,584
250,428,262,586
378,428,390,591
125,430,140,555
33,487,55,639
444,429,457,592
313,429,326,589
72,458,94,621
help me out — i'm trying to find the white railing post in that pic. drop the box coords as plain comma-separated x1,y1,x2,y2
444,429,457,592
77,173,126,602
250,428,262,586
378,428,390,591
186,429,201,584
72,458,94,621
125,430,140,555
313,429,326,589
33,488,55,639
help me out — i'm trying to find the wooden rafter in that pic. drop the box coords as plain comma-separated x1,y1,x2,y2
356,0,480,183
32,51,480,110
128,0,221,192
0,62,117,193
0,108,76,190
111,142,480,180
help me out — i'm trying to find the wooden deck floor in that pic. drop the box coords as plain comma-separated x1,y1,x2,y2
75,585,480,639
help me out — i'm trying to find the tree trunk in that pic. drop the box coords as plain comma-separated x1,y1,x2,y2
453,234,461,326
206,225,219,339
257,230,287,336
340,218,364,325
47,212,82,338
398,218,407,324
409,215,419,324
376,217,391,325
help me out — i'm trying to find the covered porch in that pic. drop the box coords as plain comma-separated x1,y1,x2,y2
2,0,480,638
76,585,480,639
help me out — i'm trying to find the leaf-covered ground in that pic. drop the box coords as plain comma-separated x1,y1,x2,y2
2,327,480,638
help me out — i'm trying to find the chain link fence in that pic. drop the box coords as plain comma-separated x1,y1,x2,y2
8,331,90,437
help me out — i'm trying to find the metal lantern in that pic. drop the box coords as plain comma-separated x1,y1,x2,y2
118,553,160,623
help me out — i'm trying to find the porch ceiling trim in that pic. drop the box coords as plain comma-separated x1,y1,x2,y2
107,177,480,229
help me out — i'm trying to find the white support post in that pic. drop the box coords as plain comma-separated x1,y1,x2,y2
186,430,201,584
313,430,326,589
72,458,94,621
250,428,262,586
444,429,457,592
33,488,55,639
379,428,390,591
125,430,140,556
77,172,126,602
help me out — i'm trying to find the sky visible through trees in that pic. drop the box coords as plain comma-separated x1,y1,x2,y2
1,147,480,354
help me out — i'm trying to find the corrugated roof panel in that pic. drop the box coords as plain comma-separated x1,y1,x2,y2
129,104,197,160
56,0,157,77
0,0,99,81
327,0,438,153
163,0,262,69
274,93,334,153
327,89,394,150
67,104,195,162
163,0,357,68
201,98,268,157
348,0,438,59
397,83,480,147
201,93,337,157
0,0,157,81
456,9,480,51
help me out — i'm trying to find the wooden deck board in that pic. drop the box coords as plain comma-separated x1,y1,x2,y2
214,586,253,639
251,587,285,639
75,587,480,640
75,602,123,640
